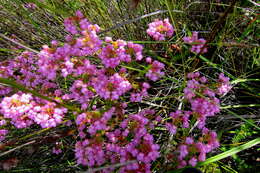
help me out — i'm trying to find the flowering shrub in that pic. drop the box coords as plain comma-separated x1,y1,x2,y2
0,11,232,172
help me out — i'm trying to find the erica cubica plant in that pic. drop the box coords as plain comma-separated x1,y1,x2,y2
0,11,231,172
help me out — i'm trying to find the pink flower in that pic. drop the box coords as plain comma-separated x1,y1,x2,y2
188,157,197,166
92,73,132,100
147,19,174,40
183,32,207,54
217,73,232,95
178,144,188,159
0,93,35,128
165,123,177,135
98,38,127,68
146,60,165,81
52,147,62,155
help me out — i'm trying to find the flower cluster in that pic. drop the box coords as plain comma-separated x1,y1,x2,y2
92,73,132,100
176,129,219,168
165,72,231,168
0,93,35,128
183,32,207,54
147,18,174,40
130,82,150,102
75,109,160,172
166,110,191,135
0,93,67,129
183,72,225,129
217,73,232,95
146,60,165,81
99,37,144,68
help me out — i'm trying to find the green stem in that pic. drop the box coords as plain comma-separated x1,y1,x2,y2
165,0,179,39
225,109,260,130
221,104,260,109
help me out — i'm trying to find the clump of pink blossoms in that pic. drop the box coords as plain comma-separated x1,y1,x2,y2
217,73,232,95
0,93,35,128
146,60,165,81
165,72,231,168
183,32,207,54
176,129,219,168
75,108,160,172
0,93,67,129
92,73,132,100
147,18,174,40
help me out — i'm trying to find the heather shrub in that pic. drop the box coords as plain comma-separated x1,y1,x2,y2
0,10,234,172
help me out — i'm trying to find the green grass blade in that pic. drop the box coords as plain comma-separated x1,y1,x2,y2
197,138,260,166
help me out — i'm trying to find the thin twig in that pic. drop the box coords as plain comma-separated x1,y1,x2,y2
141,100,169,109
247,0,260,7
98,9,184,35
98,1,257,35
0,140,36,157
0,33,40,54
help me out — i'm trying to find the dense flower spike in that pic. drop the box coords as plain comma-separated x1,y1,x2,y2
164,72,231,168
147,18,174,40
183,32,207,54
183,72,225,129
75,109,160,172
174,129,219,168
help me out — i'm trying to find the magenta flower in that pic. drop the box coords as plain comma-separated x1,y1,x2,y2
217,73,232,95
183,32,207,54
0,93,35,128
98,38,127,68
29,102,67,128
147,18,174,40
125,42,143,61
146,60,165,81
92,73,132,100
